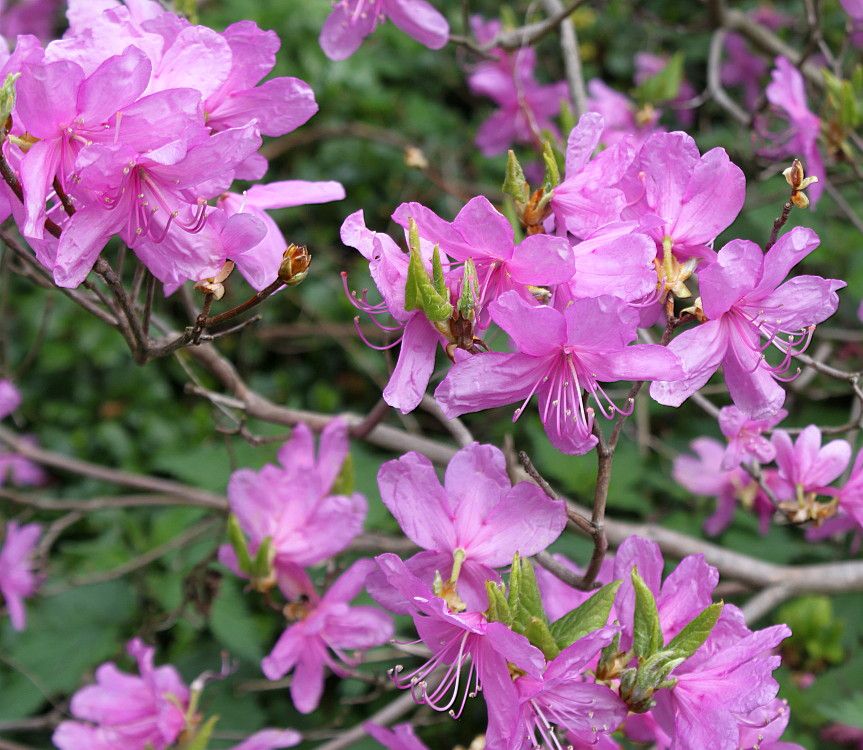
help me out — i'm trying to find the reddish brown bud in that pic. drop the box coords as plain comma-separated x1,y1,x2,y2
279,244,311,286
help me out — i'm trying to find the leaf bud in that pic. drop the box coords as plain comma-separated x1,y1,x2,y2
278,244,311,286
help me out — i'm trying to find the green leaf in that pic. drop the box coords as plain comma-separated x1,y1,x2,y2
631,568,663,659
250,536,273,580
432,244,447,299
635,648,686,689
486,580,513,626
541,141,561,193
457,257,479,319
226,514,253,576
665,602,723,660
525,617,561,661
634,51,683,106
403,219,453,322
507,551,522,613
178,715,219,750
503,150,530,205
511,557,548,632
549,580,622,649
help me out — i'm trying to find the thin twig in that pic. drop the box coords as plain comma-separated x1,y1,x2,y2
0,425,227,509
540,0,587,117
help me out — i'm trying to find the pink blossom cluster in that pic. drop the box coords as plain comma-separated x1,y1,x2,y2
344,114,842,455
467,16,570,156
0,0,345,293
366,456,797,750
220,418,393,714
676,414,863,542
53,637,302,750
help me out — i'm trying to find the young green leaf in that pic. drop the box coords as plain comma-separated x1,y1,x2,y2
403,219,453,322
503,150,530,205
226,514,253,576
512,557,548,631
525,617,561,661
549,580,622,649
486,580,513,626
631,568,663,659
665,602,723,661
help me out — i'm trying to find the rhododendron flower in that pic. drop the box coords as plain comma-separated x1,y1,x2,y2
218,418,366,595
505,628,628,749
262,559,393,714
341,209,448,414
622,130,746,261
771,425,851,501
612,536,719,650
371,442,566,610
760,57,824,206
217,180,345,289
0,520,42,631
651,227,844,418
468,38,569,156
836,447,863,532
436,290,683,455
718,405,787,470
550,113,636,239
392,196,574,321
376,553,545,747
52,638,190,750
652,608,791,750
673,437,776,536
320,0,449,61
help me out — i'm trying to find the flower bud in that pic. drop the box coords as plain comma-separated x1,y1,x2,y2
279,244,311,286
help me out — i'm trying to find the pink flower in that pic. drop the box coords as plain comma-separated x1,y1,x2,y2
468,40,569,156
217,180,345,289
622,130,746,262
650,227,844,418
718,405,787,470
371,442,566,610
52,638,190,750
436,290,683,455
341,208,448,414
0,521,42,631
550,113,636,239
375,553,545,747
673,437,776,536
771,425,851,500
760,57,824,206
392,196,574,322
507,628,628,749
320,0,449,61
218,419,366,596
261,559,393,714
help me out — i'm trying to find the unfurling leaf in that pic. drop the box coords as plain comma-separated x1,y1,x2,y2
550,580,622,649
